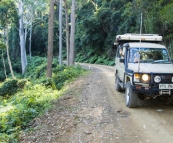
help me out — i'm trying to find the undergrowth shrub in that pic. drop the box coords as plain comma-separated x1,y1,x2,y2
35,64,47,79
95,57,105,64
88,55,98,63
12,58,22,73
0,79,27,97
0,71,5,82
0,56,86,142
41,78,57,89
0,79,18,97
52,65,84,90
24,56,47,79
75,51,115,66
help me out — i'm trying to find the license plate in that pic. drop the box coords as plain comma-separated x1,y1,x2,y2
159,84,173,89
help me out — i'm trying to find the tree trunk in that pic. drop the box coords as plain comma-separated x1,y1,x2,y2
1,50,7,79
24,23,28,42
46,0,55,78
69,0,75,65
5,26,15,78
64,0,70,66
18,0,27,74
59,0,62,65
29,21,32,58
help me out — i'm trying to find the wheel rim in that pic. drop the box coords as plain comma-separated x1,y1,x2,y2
126,86,130,105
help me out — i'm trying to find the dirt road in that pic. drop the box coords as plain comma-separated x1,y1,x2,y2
20,64,173,143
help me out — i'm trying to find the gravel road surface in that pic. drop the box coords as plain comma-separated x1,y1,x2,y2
20,63,173,143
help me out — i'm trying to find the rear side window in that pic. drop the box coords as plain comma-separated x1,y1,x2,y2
116,45,124,58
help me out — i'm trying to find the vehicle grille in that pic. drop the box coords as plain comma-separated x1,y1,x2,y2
153,74,173,83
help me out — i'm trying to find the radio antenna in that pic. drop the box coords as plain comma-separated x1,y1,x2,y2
138,13,142,72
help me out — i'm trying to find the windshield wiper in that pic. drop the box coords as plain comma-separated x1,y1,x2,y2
152,60,171,64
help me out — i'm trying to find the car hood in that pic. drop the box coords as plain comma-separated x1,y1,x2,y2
128,63,173,73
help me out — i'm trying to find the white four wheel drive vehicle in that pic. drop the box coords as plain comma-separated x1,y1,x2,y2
114,33,173,108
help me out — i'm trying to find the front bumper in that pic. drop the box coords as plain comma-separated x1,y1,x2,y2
131,72,173,96
131,84,173,96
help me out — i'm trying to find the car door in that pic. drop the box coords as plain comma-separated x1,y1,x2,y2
115,45,125,81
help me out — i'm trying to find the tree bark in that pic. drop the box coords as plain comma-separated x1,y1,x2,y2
69,0,75,65
18,0,27,74
5,26,15,78
1,50,7,79
59,0,62,65
29,21,32,58
46,0,55,78
64,0,70,66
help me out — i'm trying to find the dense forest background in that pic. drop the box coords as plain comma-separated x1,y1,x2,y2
1,0,173,80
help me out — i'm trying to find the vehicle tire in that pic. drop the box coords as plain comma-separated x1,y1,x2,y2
115,74,122,92
125,81,138,108
170,100,173,106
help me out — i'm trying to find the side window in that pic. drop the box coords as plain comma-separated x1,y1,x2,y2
116,45,124,58
116,46,120,58
163,49,170,61
128,49,134,62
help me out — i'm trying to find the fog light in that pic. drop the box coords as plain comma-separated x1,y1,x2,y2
154,76,161,83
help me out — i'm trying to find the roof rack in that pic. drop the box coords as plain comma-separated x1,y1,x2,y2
115,33,162,43
125,33,159,36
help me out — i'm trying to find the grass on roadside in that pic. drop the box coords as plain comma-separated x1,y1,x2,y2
0,56,87,142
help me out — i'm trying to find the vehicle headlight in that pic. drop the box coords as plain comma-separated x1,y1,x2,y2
154,76,161,83
133,73,150,82
141,74,150,82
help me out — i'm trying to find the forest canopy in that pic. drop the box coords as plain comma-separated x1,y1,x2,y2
1,0,173,77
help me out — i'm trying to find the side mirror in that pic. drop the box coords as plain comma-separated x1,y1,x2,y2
171,60,173,64
114,42,118,46
119,58,124,63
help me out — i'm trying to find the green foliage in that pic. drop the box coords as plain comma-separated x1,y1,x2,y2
77,1,95,19
94,56,114,65
0,55,21,82
32,17,49,56
0,79,27,97
75,0,173,63
0,0,18,27
24,56,47,79
0,41,6,50
12,58,21,74
0,79,18,97
52,65,84,90
2,0,173,73
3,0,173,68
0,57,86,142
75,50,114,66
0,71,6,82
88,55,98,63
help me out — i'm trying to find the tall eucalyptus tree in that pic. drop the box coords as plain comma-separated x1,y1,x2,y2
18,0,27,74
47,0,55,78
59,0,62,65
17,0,48,74
69,0,75,65
0,41,7,79
0,0,17,78
63,0,70,65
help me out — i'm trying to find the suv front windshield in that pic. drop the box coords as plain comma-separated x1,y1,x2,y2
128,48,171,64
